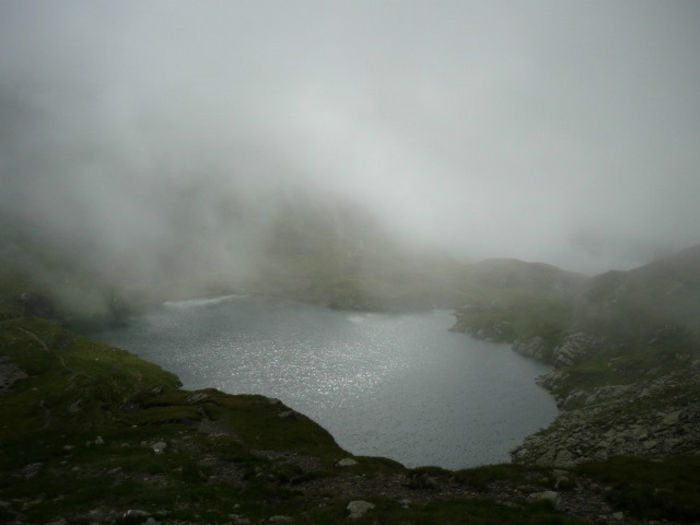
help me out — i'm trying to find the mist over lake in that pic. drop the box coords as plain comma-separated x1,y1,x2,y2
90,294,557,469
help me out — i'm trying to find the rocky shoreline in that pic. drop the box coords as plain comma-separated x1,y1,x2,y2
505,331,700,467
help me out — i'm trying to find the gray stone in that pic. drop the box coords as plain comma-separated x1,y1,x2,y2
337,458,358,467
347,500,376,519
0,361,28,393
663,410,682,426
278,410,295,418
94,435,105,445
22,462,42,479
151,441,167,454
268,516,293,522
554,448,576,467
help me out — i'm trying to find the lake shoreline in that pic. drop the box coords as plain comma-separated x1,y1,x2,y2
87,295,558,470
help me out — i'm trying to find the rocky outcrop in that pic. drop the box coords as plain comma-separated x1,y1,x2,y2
512,369,700,467
550,332,606,368
512,336,548,360
512,331,607,366
0,356,27,393
551,332,605,368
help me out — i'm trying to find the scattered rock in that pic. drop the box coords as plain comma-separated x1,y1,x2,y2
347,500,375,519
278,410,295,419
612,511,624,520
0,360,28,393
268,515,293,522
21,462,42,479
514,370,700,466
94,435,105,446
337,458,358,467
152,441,167,454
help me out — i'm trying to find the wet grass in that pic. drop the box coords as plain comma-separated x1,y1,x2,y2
576,456,700,522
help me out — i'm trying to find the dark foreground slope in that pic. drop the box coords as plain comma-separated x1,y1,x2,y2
5,316,700,524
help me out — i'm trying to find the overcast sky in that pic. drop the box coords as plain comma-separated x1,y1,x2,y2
1,1,699,274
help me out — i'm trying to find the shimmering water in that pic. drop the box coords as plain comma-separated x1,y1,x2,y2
89,294,557,469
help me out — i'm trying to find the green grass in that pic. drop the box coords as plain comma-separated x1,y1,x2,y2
453,289,574,356
577,456,700,522
453,463,555,491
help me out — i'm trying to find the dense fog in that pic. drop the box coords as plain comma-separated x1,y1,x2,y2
2,1,699,302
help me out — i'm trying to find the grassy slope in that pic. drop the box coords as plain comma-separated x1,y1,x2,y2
450,259,585,359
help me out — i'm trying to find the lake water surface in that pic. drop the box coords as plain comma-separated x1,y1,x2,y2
89,294,557,469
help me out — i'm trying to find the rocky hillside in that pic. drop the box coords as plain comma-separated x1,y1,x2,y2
2,315,700,524
452,245,700,471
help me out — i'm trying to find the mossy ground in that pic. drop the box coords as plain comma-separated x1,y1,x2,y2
452,289,574,358
576,456,700,522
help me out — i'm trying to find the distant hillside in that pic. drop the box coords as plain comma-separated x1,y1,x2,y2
450,258,589,353
468,258,588,295
255,195,470,311
582,243,700,337
1,191,475,320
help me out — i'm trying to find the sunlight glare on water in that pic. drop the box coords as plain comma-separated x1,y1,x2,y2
90,295,558,469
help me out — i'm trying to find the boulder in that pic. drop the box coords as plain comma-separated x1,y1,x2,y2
552,332,605,368
347,500,375,519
